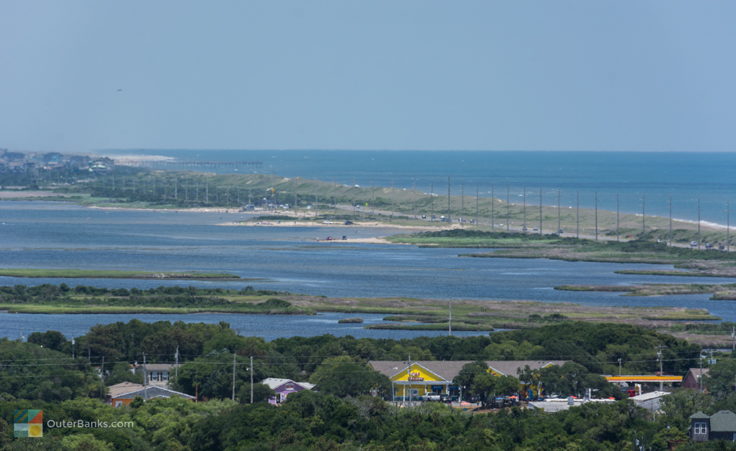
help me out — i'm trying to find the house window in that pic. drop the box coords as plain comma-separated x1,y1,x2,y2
162,372,169,381
693,422,708,435
114,401,123,407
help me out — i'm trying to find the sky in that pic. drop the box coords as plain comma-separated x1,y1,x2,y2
1,1,734,153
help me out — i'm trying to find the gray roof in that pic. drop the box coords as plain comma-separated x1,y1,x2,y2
689,411,710,420
108,382,145,398
487,361,568,377
142,363,178,371
368,360,568,381
116,385,194,400
687,368,710,378
261,378,315,391
710,410,736,432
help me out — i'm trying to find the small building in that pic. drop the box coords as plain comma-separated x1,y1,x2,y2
261,378,315,405
690,410,736,442
134,363,179,388
683,368,710,390
529,398,615,413
107,382,194,407
369,360,568,400
630,391,670,413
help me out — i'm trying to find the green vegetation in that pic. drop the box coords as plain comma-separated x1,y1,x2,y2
0,284,307,315
3,155,728,246
367,322,495,331
2,321,731,449
0,268,242,280
0,283,726,345
389,230,736,282
555,282,736,300
454,361,524,404
0,340,99,401
387,229,564,247
308,356,390,397
614,269,735,277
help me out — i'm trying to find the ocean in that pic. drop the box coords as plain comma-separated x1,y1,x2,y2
102,150,736,225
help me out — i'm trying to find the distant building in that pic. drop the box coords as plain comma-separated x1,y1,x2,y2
369,360,567,400
66,155,91,170
261,378,315,405
134,363,179,388
529,398,616,413
89,157,114,172
690,410,736,442
630,391,670,412
107,382,194,407
683,368,710,390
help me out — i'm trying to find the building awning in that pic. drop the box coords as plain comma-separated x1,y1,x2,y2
605,375,682,384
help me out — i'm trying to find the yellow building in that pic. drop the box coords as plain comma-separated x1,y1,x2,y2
387,362,451,398
369,360,568,400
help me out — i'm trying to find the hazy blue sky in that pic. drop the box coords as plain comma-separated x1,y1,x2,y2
1,1,734,152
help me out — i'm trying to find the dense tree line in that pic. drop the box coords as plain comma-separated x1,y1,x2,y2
3,320,736,449
0,284,280,305
0,340,99,402
26,320,701,383
18,320,704,404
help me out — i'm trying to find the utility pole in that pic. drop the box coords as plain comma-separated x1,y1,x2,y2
668,196,673,246
576,191,580,239
538,188,543,235
448,301,452,336
697,199,701,249
616,193,620,242
250,356,254,404
232,352,237,401
727,202,731,252
175,346,179,381
641,194,646,235
522,187,527,232
475,187,479,226
100,356,105,397
594,192,598,241
618,358,622,376
506,187,511,231
557,189,561,234
656,347,665,391
143,353,147,387
447,177,451,224
490,185,495,230
460,184,464,215
429,183,434,221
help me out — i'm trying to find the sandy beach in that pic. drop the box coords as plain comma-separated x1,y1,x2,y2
0,190,66,199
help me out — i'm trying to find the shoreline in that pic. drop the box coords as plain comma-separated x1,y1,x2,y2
1,194,731,233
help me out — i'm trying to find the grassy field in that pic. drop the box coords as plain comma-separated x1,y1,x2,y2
0,268,244,280
28,168,730,245
555,282,736,299
0,284,728,344
387,230,736,277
